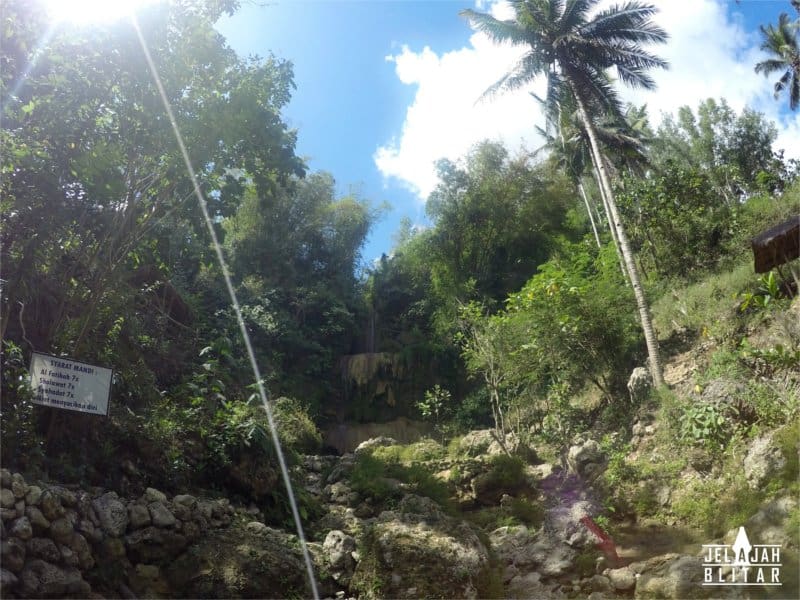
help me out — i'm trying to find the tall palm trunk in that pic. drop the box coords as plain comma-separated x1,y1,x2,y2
577,180,602,248
571,85,664,386
591,164,629,283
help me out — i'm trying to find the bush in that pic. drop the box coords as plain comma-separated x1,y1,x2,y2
0,341,45,472
273,396,322,454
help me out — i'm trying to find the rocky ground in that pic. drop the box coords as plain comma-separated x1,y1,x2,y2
2,421,797,599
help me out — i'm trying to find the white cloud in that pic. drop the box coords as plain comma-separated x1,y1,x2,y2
374,13,547,201
375,0,800,202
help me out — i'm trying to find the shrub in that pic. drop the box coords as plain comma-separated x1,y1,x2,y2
272,396,322,454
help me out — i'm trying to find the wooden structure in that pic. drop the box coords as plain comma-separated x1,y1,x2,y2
751,215,800,273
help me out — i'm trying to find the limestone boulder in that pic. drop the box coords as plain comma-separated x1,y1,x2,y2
92,492,128,536
352,493,490,599
743,433,787,490
166,526,309,598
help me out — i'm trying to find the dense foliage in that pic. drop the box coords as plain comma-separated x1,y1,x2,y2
1,0,799,530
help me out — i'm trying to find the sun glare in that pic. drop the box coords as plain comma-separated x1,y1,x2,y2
44,0,160,25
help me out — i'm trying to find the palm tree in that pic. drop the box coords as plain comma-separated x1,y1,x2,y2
754,11,800,110
461,0,668,386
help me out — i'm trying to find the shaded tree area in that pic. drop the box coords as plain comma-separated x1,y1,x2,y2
363,141,586,429
0,0,376,492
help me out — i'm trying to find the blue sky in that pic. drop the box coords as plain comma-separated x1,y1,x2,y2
216,1,800,265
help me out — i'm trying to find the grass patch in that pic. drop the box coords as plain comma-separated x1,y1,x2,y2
349,447,453,510
651,259,753,343
372,438,446,463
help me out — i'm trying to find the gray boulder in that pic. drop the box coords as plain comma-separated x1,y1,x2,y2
323,529,357,584
92,492,128,536
627,367,652,402
353,436,398,456
743,433,786,489
1,537,26,573
352,493,490,599
633,554,707,599
19,559,89,598
567,438,606,480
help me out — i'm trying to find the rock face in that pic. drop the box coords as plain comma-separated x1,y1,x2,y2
743,433,787,489
352,493,490,599
632,554,707,599
323,529,357,585
92,492,128,537
627,367,652,402
166,527,310,599
567,438,606,481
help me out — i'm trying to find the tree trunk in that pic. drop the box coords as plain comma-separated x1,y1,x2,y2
591,164,629,284
578,181,602,248
571,87,664,387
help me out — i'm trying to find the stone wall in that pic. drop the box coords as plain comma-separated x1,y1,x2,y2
0,469,234,598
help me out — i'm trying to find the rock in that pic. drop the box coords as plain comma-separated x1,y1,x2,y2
549,500,599,548
527,463,555,480
11,473,28,499
487,431,529,457
27,537,61,562
0,568,18,593
144,487,168,504
606,566,636,591
634,554,706,599
59,544,79,567
166,527,308,598
77,518,102,543
173,494,197,508
584,574,612,594
25,485,42,506
68,533,94,570
25,505,50,532
457,430,496,457
567,438,606,480
2,538,26,572
10,516,33,540
353,436,398,456
1,507,17,521
49,517,73,544
51,486,77,507
506,571,565,599
148,501,176,528
129,503,151,529
172,502,192,521
352,494,490,599
93,492,128,536
727,495,799,548
657,485,672,507
627,367,652,402
743,433,787,489
323,530,357,584
101,535,127,561
326,455,356,484
125,526,187,564
327,481,359,505
39,491,64,521
0,470,9,487
245,521,269,535
0,488,15,508
19,559,88,598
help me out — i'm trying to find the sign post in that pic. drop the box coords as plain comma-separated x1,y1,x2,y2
30,352,112,416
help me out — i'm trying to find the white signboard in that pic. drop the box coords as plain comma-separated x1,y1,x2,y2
30,352,112,416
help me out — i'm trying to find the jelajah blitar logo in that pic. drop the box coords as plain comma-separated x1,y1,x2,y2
702,527,782,587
